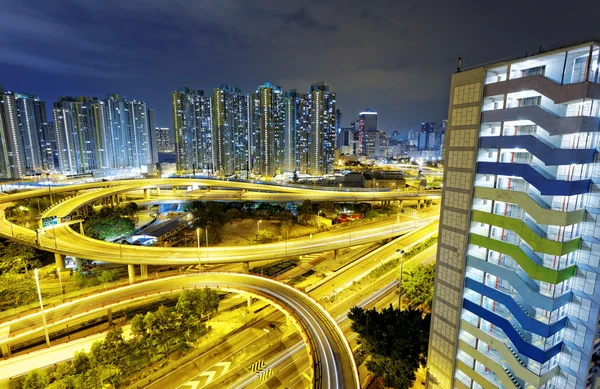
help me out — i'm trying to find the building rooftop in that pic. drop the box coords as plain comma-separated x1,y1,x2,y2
461,39,600,72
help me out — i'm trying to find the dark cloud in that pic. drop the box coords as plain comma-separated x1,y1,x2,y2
1,0,600,133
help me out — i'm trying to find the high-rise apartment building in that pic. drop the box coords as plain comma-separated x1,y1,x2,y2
364,129,387,158
256,82,284,177
307,82,336,175
0,86,53,178
211,85,248,176
53,96,103,173
172,87,211,174
358,109,377,155
156,127,173,152
54,95,157,174
283,89,307,172
428,41,600,389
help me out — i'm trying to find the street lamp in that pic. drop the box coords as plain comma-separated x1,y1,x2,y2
34,269,51,346
205,227,209,259
396,249,405,310
196,227,201,273
56,268,64,302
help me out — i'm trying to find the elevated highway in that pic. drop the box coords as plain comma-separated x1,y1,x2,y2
0,179,439,268
0,273,360,389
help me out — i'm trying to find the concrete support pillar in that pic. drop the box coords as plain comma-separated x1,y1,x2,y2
334,249,339,261
247,295,252,308
54,253,66,271
172,186,177,195
206,186,211,192
242,262,249,273
398,200,403,210
1,343,10,358
128,264,135,284
143,189,150,200
75,258,83,271
140,264,148,280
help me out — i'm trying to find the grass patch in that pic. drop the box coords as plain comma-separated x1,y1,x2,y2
288,269,315,286
250,259,299,277
368,236,438,279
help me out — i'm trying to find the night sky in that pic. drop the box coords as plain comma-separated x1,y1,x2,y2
2,0,600,135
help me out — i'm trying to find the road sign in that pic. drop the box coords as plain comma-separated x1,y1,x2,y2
41,216,58,228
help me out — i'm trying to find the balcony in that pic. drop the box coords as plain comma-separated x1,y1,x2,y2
479,135,597,165
484,74,600,104
481,105,600,136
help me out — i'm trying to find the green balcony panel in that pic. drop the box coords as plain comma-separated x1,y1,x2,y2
473,187,585,226
458,340,519,389
456,360,497,389
469,234,576,284
471,210,581,256
460,320,559,387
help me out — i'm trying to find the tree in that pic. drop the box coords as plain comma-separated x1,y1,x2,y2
83,208,135,242
120,202,138,217
98,269,119,283
175,288,219,319
296,200,314,216
0,241,41,274
254,229,277,243
175,289,217,344
225,208,242,224
143,306,182,353
190,201,227,229
22,369,49,389
349,305,430,389
402,263,435,309
364,210,379,220
0,273,36,310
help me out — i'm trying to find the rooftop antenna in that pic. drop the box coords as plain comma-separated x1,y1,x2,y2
457,54,462,73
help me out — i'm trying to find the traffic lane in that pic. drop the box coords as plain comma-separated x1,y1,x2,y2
148,308,287,389
3,274,360,389
309,223,438,301
37,217,437,265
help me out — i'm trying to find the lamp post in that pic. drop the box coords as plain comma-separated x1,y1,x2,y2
196,227,201,272
34,269,51,346
397,249,405,310
56,268,64,302
205,227,209,258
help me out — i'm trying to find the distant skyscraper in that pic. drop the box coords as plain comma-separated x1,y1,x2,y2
0,86,25,178
418,122,436,150
335,108,343,148
364,130,386,158
147,108,158,165
15,92,53,172
256,82,284,177
53,96,103,173
358,109,377,155
156,127,172,152
247,91,261,173
54,94,157,174
307,82,336,175
0,86,54,178
171,88,211,174
283,89,306,172
211,85,248,176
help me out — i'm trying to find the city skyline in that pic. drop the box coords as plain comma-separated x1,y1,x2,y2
4,1,600,136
